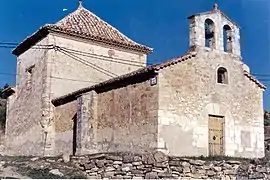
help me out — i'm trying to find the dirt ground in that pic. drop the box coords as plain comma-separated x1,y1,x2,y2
0,155,87,179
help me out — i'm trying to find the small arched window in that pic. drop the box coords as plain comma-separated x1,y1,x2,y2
205,19,215,48
223,25,233,53
217,67,228,84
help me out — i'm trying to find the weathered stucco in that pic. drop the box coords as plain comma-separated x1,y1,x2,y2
75,78,159,155
5,31,148,156
5,37,50,156
54,100,77,155
157,48,264,158
49,33,147,98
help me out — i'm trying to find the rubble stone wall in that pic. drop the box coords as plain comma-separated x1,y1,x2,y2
72,152,270,179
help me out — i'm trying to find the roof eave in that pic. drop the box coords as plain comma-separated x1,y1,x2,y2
2,87,16,98
48,25,153,55
52,51,197,107
12,26,50,56
52,67,155,106
244,71,267,90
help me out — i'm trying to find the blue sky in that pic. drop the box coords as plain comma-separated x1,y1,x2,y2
0,0,269,110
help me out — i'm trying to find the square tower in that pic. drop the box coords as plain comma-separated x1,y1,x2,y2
188,4,241,56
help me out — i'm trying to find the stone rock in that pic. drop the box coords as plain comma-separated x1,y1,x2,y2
227,160,241,165
153,151,168,163
132,161,142,166
197,169,206,174
107,155,123,161
152,168,165,173
145,172,158,179
169,160,180,166
182,161,191,167
239,164,249,171
133,177,143,179
104,171,115,178
30,157,39,161
123,175,132,179
123,154,134,163
87,175,97,179
131,169,144,175
96,159,106,168
155,162,168,168
113,161,123,165
84,162,96,170
183,166,190,173
189,159,205,166
170,166,183,173
213,166,222,172
134,156,142,162
142,154,155,165
62,153,70,163
114,171,127,176
192,173,202,179
179,158,191,162
49,169,64,177
87,172,98,176
88,153,107,160
90,167,99,172
114,175,124,179
122,166,131,172
256,165,267,173
172,171,181,176
248,172,264,179
207,170,216,176
158,172,173,178
113,164,120,169
224,169,237,175
223,163,232,169
105,166,115,172
136,165,145,170
46,159,55,163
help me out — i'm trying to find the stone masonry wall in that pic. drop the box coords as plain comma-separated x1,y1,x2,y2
72,152,270,179
5,32,148,156
94,78,159,154
54,100,77,156
5,37,51,156
157,49,264,158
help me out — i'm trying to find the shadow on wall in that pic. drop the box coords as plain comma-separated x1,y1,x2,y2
264,110,270,158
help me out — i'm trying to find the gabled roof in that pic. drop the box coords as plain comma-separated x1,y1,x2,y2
244,71,266,90
52,51,198,106
12,2,153,56
52,48,266,107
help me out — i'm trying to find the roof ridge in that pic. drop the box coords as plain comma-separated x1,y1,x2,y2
55,5,151,50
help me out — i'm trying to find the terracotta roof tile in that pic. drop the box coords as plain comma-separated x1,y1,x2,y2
13,3,152,56
243,71,266,90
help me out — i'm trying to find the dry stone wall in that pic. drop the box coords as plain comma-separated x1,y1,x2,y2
71,152,270,179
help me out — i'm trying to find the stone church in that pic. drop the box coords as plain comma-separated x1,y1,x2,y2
4,2,266,158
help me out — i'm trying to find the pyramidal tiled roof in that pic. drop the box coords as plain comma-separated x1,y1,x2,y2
13,2,153,56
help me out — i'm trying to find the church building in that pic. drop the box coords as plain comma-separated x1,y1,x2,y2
4,2,266,158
